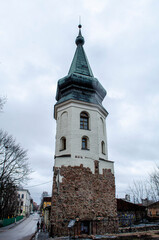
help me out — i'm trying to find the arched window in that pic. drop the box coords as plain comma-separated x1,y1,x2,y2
81,136,89,150
101,141,105,154
80,112,89,130
100,117,104,135
60,137,66,151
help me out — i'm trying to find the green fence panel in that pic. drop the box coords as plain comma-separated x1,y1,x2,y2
2,217,15,226
16,216,23,222
1,215,23,227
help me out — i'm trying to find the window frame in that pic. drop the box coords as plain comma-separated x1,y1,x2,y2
101,141,105,154
80,112,89,130
60,137,66,151
81,136,89,150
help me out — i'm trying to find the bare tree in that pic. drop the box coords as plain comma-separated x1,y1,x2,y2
0,179,18,218
0,130,31,185
150,167,159,199
129,172,159,205
0,97,6,112
0,130,32,218
129,180,148,204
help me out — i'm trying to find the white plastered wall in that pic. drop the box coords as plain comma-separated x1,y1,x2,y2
54,100,114,174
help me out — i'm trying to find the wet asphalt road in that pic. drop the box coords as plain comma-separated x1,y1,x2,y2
0,213,40,240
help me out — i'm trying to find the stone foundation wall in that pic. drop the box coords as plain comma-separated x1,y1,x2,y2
51,162,118,236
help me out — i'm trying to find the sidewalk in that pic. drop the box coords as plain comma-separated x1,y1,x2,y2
0,217,26,232
34,231,50,240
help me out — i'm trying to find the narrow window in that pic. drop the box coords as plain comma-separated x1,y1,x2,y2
22,194,24,199
101,141,105,154
100,117,104,135
80,112,89,130
82,137,87,149
60,137,66,151
95,161,99,174
82,136,89,150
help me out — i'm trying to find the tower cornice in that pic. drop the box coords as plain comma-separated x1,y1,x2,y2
54,98,108,120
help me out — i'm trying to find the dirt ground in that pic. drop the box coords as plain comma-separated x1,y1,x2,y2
113,229,159,239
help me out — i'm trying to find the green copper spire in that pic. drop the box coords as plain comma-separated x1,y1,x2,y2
55,25,107,111
68,25,94,77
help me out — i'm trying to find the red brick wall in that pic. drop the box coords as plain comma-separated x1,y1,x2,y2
51,162,118,236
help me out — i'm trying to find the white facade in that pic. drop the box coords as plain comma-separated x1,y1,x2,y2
17,189,31,216
54,99,114,175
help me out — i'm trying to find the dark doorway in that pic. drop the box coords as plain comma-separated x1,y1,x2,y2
81,221,90,234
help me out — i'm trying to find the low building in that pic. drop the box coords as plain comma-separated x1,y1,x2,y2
43,197,51,209
17,189,31,217
30,198,33,214
147,201,159,219
117,199,146,226
42,197,51,231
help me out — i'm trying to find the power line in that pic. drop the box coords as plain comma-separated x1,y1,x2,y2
24,180,52,189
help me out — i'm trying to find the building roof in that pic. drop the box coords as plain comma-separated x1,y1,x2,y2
43,197,52,202
17,189,30,195
55,25,107,111
117,198,146,212
148,201,159,208
68,25,93,77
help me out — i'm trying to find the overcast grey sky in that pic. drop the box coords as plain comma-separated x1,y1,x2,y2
0,0,159,204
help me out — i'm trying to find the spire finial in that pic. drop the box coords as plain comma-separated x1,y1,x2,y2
75,19,84,46
78,16,82,29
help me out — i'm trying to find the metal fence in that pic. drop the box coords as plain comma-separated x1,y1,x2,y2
0,215,23,227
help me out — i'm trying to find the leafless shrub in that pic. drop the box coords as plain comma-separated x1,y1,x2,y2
0,130,32,218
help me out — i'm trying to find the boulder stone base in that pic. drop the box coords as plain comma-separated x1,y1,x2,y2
51,162,118,236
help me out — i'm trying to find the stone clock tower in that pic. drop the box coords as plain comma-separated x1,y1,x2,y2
51,25,118,236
